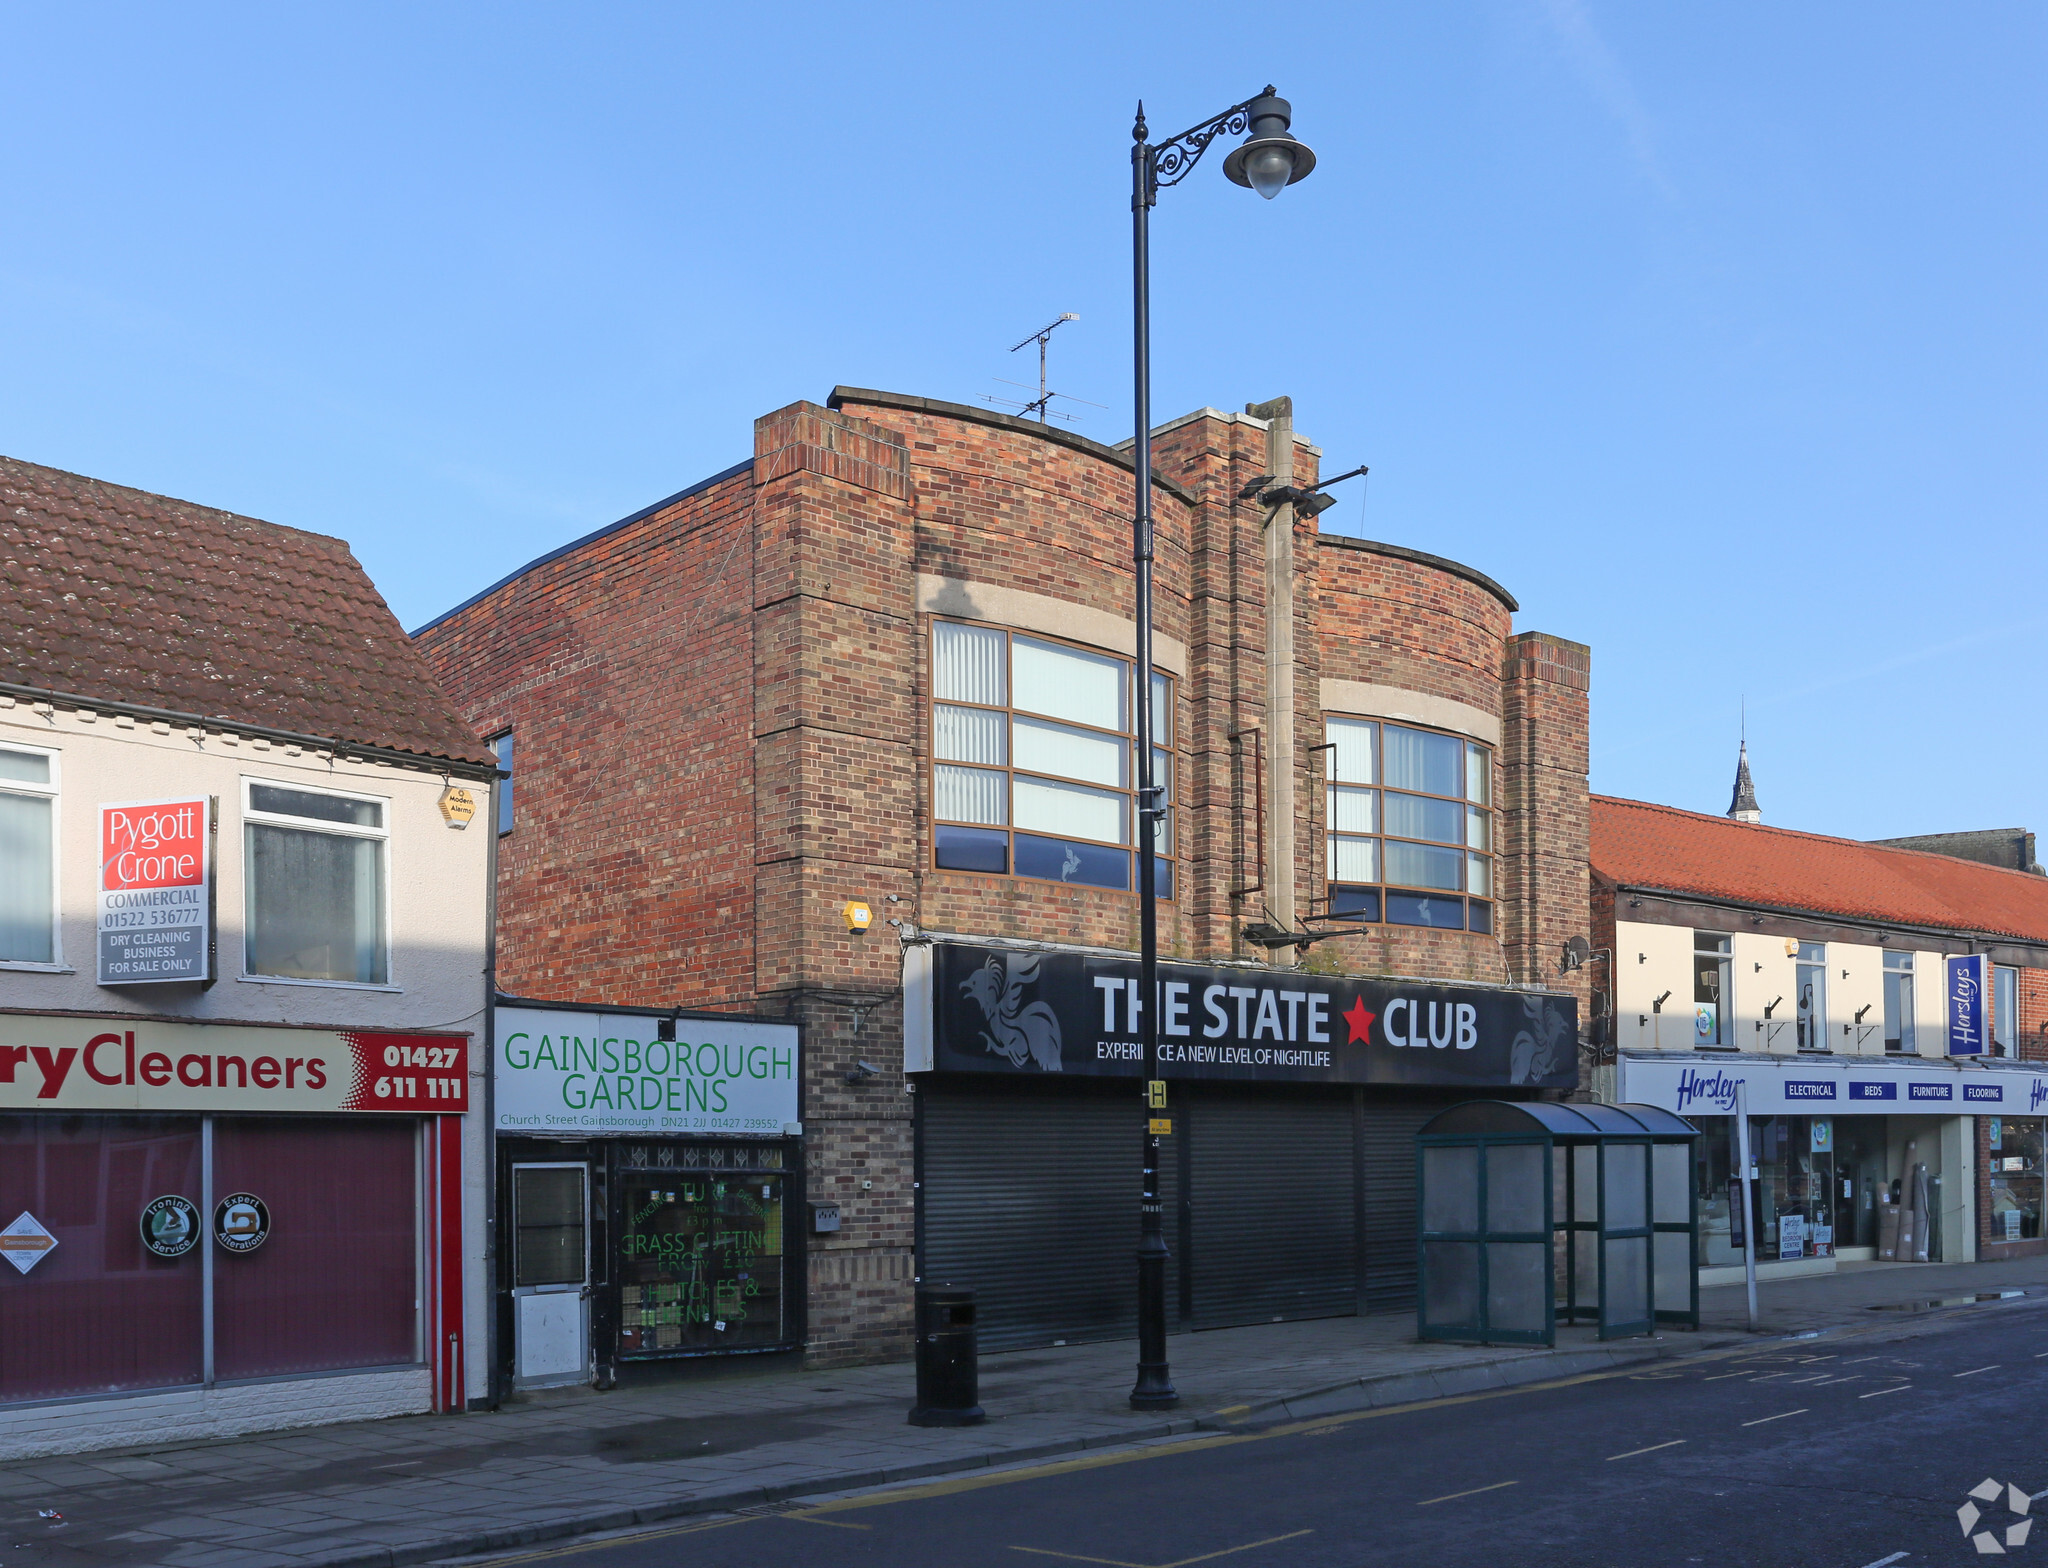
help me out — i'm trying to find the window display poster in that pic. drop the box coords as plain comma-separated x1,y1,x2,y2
495,1007,799,1136
1778,1214,1806,1261
1948,955,1987,1056
1991,1118,2003,1148
1810,1119,1832,1153
2007,1209,2023,1242
98,797,210,985
1695,1004,1717,1044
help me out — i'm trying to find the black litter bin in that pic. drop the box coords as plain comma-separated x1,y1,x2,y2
908,1283,984,1427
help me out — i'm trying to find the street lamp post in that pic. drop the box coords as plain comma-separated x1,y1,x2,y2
1128,88,1315,1411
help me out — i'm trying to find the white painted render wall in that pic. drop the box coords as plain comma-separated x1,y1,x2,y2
0,697,494,1447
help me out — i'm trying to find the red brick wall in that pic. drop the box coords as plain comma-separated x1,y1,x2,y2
416,392,1593,1367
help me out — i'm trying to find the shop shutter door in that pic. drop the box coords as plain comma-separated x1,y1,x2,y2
1186,1088,1356,1329
921,1080,1178,1352
1360,1095,1457,1313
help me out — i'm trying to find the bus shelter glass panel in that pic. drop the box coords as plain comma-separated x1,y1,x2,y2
1420,1102,1699,1348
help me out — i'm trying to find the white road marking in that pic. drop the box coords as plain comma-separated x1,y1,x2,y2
1417,1480,1517,1506
1856,1553,1909,1568
1788,1374,1835,1384
1954,1365,2001,1378
1741,1409,1808,1427
1606,1440,1686,1461
1859,1386,1913,1400
1811,1376,1862,1386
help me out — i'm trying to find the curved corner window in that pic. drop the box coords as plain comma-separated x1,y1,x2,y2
930,620,1173,896
1323,716,1493,933
244,781,389,984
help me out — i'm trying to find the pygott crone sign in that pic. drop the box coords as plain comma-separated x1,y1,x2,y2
493,1008,800,1136
99,797,210,984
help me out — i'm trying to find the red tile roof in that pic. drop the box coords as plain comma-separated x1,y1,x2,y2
1593,795,2048,944
0,455,493,768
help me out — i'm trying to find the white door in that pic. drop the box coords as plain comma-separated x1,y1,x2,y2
511,1163,590,1389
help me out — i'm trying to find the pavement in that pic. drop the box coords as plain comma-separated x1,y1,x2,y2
7,1253,2048,1568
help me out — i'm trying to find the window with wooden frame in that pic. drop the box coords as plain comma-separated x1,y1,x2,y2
1323,715,1493,933
929,619,1173,897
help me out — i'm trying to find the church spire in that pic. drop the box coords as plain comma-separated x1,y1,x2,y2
1728,707,1760,823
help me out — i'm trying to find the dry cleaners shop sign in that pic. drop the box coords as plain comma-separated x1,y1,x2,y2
493,1008,801,1136
0,1015,468,1112
906,941,1578,1089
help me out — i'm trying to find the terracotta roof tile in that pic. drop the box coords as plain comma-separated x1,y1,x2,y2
1592,795,2048,944
0,455,492,768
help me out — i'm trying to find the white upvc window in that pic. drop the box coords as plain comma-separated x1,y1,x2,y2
0,743,60,969
243,779,391,986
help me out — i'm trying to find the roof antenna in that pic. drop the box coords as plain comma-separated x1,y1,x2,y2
985,314,1102,425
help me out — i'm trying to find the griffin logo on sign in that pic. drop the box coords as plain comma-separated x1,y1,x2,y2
960,953,1063,1071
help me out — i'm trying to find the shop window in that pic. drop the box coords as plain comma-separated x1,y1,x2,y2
0,1116,203,1402
0,745,58,967
1795,942,1827,1052
1693,932,1731,1048
930,620,1174,897
243,780,389,985
491,730,514,836
213,1117,418,1380
1323,716,1493,932
1994,965,2019,1058
617,1157,787,1355
1988,1118,2042,1242
1883,951,1915,1055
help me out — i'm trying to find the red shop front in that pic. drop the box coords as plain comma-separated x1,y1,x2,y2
0,1014,468,1427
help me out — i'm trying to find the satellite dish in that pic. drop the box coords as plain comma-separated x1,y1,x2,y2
1560,935,1593,974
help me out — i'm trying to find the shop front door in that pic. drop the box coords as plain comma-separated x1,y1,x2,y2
511,1163,590,1389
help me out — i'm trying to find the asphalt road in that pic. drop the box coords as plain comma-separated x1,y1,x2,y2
452,1301,2048,1568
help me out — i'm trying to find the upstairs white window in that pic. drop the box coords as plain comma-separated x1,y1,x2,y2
1796,941,1828,1052
0,746,58,966
1883,950,1915,1055
1324,716,1494,933
1693,931,1732,1048
244,781,389,985
1995,964,2019,1057
930,620,1174,897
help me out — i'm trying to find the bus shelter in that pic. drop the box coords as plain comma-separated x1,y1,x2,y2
1417,1101,1699,1346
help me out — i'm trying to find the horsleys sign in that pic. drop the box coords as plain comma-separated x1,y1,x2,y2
0,1014,468,1113
905,941,1577,1090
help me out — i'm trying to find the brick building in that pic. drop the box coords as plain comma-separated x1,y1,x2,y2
415,388,1592,1374
1593,781,2048,1283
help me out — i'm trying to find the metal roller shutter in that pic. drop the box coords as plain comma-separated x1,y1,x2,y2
1360,1093,1461,1313
920,1078,1178,1353
1184,1087,1357,1328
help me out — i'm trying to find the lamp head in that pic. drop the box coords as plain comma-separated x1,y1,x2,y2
1223,89,1316,199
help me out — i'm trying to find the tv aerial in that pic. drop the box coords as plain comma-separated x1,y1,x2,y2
985,313,1104,425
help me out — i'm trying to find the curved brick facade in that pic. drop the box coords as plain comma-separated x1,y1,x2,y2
415,389,1591,1367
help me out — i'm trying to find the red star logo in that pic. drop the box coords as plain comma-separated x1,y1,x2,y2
1343,996,1376,1045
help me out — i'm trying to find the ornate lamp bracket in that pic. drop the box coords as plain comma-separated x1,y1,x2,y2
1135,89,1268,206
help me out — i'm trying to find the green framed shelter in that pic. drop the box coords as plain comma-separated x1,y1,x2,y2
1416,1101,1700,1346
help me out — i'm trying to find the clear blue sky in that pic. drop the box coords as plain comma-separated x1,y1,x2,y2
4,5,2042,841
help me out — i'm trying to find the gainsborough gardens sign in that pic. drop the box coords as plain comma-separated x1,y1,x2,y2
903,941,1577,1091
